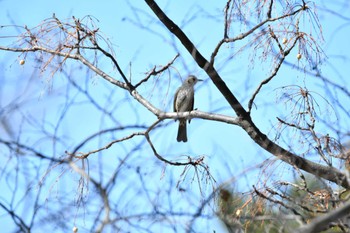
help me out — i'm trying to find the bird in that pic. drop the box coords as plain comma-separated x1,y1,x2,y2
173,75,202,142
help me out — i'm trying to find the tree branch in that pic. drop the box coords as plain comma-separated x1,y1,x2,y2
296,199,350,233
144,0,350,189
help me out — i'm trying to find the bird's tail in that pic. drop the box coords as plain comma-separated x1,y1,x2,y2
177,121,187,142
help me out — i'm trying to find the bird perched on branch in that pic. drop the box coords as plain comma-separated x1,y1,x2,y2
173,75,202,142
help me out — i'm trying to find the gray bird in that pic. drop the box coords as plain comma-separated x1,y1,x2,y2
173,75,202,142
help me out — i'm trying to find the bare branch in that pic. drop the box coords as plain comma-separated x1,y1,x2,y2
210,4,304,63
296,200,350,233
134,54,179,89
247,31,301,112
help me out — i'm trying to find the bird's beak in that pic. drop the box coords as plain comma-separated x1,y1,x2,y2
197,79,203,82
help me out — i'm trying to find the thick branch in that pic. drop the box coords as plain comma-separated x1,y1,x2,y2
296,200,350,233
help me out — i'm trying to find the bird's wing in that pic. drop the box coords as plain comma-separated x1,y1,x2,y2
188,90,194,123
173,87,180,112
190,91,194,111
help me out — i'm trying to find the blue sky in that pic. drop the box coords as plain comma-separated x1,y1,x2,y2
1,0,350,232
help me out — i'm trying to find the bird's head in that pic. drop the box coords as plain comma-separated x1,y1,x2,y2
185,75,203,86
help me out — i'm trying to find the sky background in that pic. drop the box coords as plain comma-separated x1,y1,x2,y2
1,0,350,232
